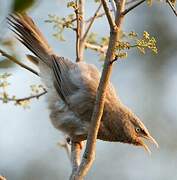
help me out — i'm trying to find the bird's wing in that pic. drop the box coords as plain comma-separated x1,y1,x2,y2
52,55,119,124
52,55,79,104
67,62,120,123
8,13,53,66
52,55,103,124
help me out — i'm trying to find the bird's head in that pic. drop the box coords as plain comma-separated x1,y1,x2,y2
118,106,158,154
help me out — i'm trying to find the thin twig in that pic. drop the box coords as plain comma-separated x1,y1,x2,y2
126,0,140,5
85,9,115,23
71,0,85,177
121,0,146,15
109,0,117,17
75,0,85,62
166,0,177,16
78,0,85,62
0,49,39,76
0,50,47,104
85,42,107,53
75,2,80,62
82,3,102,41
85,12,106,23
101,0,116,29
85,0,138,23
0,89,47,104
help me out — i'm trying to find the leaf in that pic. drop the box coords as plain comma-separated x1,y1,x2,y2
2,92,9,103
146,0,153,6
100,37,109,46
30,84,44,94
143,31,150,40
115,52,128,59
0,81,10,88
67,1,77,9
12,0,36,12
16,99,30,109
0,73,11,79
128,31,138,38
170,0,176,5
87,33,98,44
45,14,75,42
137,46,145,54
0,58,15,68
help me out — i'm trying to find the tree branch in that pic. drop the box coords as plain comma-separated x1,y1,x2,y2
101,0,116,29
109,0,117,16
85,12,105,23
122,0,146,15
70,0,126,179
84,0,144,24
85,42,107,54
70,142,82,180
126,0,141,5
70,0,86,176
0,49,48,105
0,89,47,104
0,49,39,76
75,0,85,62
78,0,85,62
75,1,81,62
82,3,102,41
166,0,177,16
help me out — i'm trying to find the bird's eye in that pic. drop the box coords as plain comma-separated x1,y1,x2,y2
135,127,141,133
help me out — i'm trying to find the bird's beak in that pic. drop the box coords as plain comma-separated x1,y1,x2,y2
139,134,158,154
144,134,159,148
141,142,151,154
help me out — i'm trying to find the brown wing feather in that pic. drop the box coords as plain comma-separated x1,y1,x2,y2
7,13,53,66
52,55,79,104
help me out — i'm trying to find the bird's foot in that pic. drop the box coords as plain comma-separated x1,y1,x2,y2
66,137,83,149
76,141,84,149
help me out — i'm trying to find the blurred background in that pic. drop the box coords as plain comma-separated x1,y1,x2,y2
0,0,177,179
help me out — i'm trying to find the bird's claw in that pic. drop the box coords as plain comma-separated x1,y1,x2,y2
66,137,83,150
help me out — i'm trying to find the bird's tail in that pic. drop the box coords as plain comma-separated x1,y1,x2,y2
7,13,53,66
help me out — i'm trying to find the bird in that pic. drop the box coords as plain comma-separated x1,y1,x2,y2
7,13,158,153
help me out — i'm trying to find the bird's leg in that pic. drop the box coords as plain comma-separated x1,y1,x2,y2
77,141,84,150
68,136,84,150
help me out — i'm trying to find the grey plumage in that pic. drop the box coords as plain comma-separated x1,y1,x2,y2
8,13,158,152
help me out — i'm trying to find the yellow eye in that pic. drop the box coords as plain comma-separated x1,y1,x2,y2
135,127,141,133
